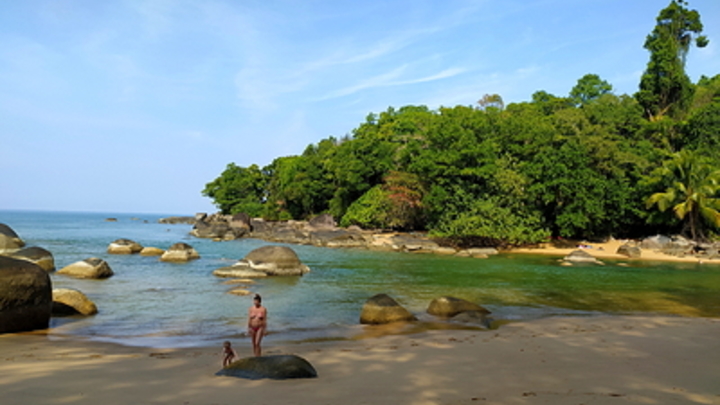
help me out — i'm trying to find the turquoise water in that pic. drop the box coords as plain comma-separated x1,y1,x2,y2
2,210,719,348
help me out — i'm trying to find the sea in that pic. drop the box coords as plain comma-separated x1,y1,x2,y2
2,210,719,349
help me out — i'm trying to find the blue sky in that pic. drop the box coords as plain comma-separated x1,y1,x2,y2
1,0,719,215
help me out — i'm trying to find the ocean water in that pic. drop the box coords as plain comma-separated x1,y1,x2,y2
2,210,719,348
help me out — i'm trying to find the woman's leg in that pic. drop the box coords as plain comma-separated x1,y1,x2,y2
253,326,265,356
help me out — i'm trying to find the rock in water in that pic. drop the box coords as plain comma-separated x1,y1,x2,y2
107,239,143,254
160,243,200,262
427,296,491,318
216,355,318,380
562,249,603,264
58,258,114,279
359,293,417,324
0,256,52,333
0,223,25,254
239,245,310,276
52,288,98,316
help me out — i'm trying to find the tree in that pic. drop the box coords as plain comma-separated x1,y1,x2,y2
477,94,504,111
570,74,613,106
646,150,720,241
202,163,266,216
636,0,709,121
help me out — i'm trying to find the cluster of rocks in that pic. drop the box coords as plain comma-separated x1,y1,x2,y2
107,238,200,262
177,213,499,258
0,223,104,334
359,293,493,329
638,235,720,259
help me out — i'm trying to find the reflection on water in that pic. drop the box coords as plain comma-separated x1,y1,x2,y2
2,210,719,348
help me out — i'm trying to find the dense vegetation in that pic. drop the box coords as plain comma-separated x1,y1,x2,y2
203,0,720,246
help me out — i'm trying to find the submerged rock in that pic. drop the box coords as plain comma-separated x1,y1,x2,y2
0,256,52,333
217,355,318,380
427,296,491,318
359,293,417,325
562,249,603,264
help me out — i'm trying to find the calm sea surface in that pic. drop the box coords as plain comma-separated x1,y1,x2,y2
2,210,719,348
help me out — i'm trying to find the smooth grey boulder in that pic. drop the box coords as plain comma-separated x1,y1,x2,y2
309,229,367,248
52,288,98,316
562,249,603,264
616,244,642,258
107,239,143,254
160,242,200,262
427,296,491,318
216,355,318,380
640,235,672,250
308,213,336,229
359,293,417,325
241,246,310,276
58,258,114,279
8,246,55,272
0,256,52,333
0,223,25,254
450,310,494,329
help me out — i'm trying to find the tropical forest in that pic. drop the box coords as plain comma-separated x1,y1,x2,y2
203,0,720,247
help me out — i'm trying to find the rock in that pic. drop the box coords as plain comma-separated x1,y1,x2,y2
266,226,308,245
616,244,642,258
229,213,252,232
359,293,417,324
160,243,200,262
107,239,143,254
191,220,232,239
227,288,252,296
140,247,165,256
0,256,52,333
8,246,55,272
216,354,318,380
640,235,672,250
158,216,196,225
52,288,98,316
308,214,336,229
241,246,310,276
222,278,256,285
456,248,498,258
310,229,367,248
105,218,118,222
427,296,491,318
213,267,268,278
0,223,25,254
562,250,603,264
431,247,457,255
57,258,114,279
450,310,493,329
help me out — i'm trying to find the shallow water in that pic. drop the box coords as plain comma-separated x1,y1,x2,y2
2,210,719,348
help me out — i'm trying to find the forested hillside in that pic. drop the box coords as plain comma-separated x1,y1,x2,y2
203,0,720,246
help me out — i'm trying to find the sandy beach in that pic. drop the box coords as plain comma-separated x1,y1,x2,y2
2,316,719,405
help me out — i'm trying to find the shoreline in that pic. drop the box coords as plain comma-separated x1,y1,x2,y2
2,315,719,405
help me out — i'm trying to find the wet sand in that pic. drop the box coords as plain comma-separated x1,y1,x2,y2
1,315,719,405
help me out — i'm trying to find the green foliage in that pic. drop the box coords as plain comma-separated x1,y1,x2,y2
637,0,708,121
339,185,390,229
202,163,266,216
570,74,613,106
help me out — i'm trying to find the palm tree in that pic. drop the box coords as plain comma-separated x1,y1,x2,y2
646,150,720,241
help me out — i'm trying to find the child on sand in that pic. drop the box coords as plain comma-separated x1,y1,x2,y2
222,341,238,367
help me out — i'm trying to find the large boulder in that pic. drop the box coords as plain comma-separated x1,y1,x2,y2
450,310,494,329
216,355,318,380
359,293,417,325
427,296,491,318
52,288,98,316
158,216,196,225
140,247,165,256
0,256,52,333
213,265,268,278
562,249,603,264
616,244,642,258
8,246,55,272
191,220,231,239
308,213,336,229
640,235,672,251
160,243,200,262
239,246,310,276
107,239,143,254
0,223,25,254
229,213,252,232
57,258,114,279
309,229,368,248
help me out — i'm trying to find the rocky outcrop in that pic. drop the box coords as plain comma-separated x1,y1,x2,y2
616,243,642,258
308,213,336,229
0,256,52,333
0,223,25,254
8,246,55,272
58,258,114,279
160,243,200,262
561,249,603,265
427,296,491,318
107,239,143,254
216,355,318,380
455,248,498,258
52,288,98,316
158,216,196,225
359,293,417,324
190,213,250,240
216,246,309,277
640,235,672,251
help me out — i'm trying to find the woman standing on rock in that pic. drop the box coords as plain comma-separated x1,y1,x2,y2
248,294,267,357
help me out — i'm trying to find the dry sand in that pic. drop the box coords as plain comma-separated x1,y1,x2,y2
507,238,720,264
1,316,719,405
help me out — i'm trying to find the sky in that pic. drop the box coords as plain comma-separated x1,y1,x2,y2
1,0,719,215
